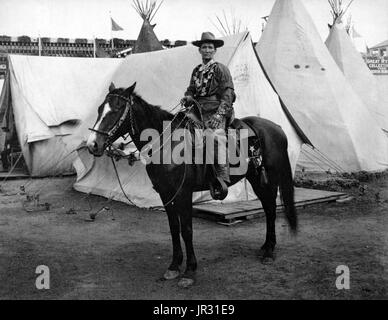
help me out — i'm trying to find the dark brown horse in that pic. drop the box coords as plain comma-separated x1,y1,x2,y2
86,82,297,288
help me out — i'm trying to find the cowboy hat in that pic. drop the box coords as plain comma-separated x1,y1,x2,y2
192,32,224,48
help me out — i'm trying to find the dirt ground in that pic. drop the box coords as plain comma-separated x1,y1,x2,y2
0,172,387,300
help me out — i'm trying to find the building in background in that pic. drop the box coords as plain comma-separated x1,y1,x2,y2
364,39,388,75
0,35,187,79
368,39,388,57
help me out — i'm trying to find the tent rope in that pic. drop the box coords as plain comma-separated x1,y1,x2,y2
311,147,345,173
303,145,345,173
301,146,344,173
300,149,330,172
301,148,337,172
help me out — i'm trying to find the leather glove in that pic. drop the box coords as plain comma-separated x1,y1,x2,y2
180,95,194,107
208,113,224,130
217,100,233,117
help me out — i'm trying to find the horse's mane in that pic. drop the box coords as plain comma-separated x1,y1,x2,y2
131,91,175,124
114,88,197,131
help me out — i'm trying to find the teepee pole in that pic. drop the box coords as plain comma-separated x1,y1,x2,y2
212,8,245,36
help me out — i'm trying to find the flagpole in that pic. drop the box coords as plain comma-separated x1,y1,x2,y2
110,11,114,51
38,34,41,56
93,36,96,58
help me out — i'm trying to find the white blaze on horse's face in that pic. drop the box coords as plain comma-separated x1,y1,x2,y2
86,101,112,152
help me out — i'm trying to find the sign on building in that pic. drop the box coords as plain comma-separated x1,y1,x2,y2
364,56,388,75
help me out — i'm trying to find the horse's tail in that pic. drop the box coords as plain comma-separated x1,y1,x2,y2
279,150,298,233
242,116,298,232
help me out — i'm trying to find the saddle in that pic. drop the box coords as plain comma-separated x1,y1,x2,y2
179,105,263,200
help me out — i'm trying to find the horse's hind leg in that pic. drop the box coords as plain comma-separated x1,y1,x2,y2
160,192,183,280
175,190,197,288
247,171,278,263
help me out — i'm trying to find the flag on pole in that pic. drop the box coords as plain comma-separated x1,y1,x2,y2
111,17,124,31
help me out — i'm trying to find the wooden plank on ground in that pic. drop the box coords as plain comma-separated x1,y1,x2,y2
193,187,347,222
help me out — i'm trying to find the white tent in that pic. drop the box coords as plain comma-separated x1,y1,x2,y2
73,32,305,207
256,0,388,172
378,77,388,105
0,56,121,176
325,22,388,133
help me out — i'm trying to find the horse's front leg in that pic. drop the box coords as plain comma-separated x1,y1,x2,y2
160,193,183,280
176,190,197,288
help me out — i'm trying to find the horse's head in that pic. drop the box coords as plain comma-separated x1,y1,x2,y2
87,82,136,156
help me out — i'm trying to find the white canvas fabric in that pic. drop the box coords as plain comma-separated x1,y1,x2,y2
228,33,302,173
325,23,388,132
256,0,388,172
72,32,304,208
4,55,121,175
377,77,388,113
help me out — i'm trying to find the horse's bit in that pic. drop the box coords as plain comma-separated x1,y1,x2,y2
88,94,136,149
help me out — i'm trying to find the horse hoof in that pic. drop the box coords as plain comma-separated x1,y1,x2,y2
178,277,195,288
164,269,180,280
262,256,274,265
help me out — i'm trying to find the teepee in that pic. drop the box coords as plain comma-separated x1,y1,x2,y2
132,0,164,54
256,0,388,172
328,0,354,26
325,0,388,133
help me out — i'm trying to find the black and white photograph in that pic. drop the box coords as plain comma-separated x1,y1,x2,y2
0,0,387,305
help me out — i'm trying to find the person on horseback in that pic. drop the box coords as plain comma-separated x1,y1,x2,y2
181,32,236,200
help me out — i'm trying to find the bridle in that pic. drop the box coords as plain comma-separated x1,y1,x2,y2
88,93,137,149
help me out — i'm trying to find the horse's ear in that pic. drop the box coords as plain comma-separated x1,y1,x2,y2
124,82,136,97
109,82,115,92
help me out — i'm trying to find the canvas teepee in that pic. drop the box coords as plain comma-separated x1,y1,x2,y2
132,0,164,54
325,0,388,133
328,0,354,26
256,0,388,172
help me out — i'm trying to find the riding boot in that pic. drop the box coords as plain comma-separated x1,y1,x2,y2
210,146,230,200
215,163,230,183
203,111,230,200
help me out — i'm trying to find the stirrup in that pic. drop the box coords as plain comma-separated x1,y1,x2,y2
209,176,228,200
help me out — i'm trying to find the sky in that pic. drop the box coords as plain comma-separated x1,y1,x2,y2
0,0,387,47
